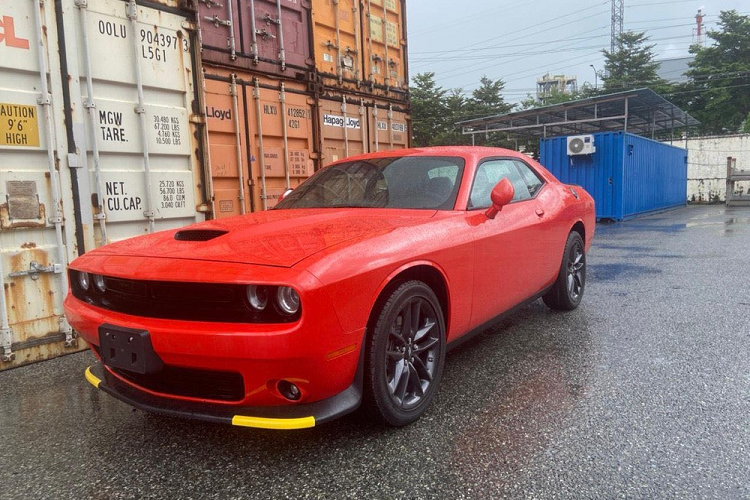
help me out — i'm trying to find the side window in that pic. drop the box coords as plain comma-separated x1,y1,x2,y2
469,159,531,209
513,160,545,197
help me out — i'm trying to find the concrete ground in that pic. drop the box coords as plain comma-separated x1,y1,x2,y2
1,205,748,499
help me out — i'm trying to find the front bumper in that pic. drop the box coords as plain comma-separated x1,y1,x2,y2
85,360,362,429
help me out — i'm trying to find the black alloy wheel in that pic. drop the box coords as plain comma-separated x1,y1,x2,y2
364,280,446,426
543,231,586,311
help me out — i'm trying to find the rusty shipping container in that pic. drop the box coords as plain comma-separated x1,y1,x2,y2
198,0,315,79
0,0,208,370
312,0,408,102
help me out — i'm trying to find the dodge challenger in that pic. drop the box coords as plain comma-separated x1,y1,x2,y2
64,146,595,429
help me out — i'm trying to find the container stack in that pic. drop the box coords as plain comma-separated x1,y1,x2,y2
0,0,410,369
197,0,411,215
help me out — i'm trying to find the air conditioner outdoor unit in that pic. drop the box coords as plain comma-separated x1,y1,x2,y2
567,134,596,155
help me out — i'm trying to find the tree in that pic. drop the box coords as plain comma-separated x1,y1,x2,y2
434,89,470,145
601,31,666,92
464,76,514,147
409,72,447,147
680,11,750,134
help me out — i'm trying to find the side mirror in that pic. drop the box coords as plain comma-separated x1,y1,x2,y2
485,178,514,219
280,188,293,200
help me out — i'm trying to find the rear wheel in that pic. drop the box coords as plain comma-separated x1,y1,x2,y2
363,280,445,426
543,231,586,311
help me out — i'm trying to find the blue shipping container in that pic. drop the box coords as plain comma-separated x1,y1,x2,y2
539,131,687,221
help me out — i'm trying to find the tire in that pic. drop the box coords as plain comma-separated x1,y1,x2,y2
363,280,446,426
543,231,586,311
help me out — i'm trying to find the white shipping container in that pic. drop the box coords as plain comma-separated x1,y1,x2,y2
0,0,208,370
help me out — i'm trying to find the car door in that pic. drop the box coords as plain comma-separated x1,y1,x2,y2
467,158,552,327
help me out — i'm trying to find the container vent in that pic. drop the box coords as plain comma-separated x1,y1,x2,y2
174,229,228,241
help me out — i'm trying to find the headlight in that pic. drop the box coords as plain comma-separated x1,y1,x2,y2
78,271,90,291
246,285,269,311
93,274,106,293
276,286,300,315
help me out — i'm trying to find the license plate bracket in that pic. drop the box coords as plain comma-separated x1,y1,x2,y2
98,324,163,375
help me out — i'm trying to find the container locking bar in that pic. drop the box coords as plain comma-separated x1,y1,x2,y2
8,261,64,280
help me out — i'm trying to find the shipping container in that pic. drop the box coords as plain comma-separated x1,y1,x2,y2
311,0,408,102
198,0,314,80
0,0,207,370
204,67,317,215
317,93,409,167
540,131,688,221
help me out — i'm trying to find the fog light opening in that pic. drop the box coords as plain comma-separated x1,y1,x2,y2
277,380,301,401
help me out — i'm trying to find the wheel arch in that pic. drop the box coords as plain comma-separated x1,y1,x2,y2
571,220,585,241
366,262,451,338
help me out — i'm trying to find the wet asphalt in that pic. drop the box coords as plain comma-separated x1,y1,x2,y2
1,205,749,499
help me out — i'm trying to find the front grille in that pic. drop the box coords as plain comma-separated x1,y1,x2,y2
69,270,300,323
111,365,245,402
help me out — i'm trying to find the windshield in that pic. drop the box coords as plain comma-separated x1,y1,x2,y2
275,156,465,210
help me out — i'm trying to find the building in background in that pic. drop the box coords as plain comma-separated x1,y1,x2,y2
536,73,578,102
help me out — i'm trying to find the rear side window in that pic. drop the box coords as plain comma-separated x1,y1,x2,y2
513,160,545,197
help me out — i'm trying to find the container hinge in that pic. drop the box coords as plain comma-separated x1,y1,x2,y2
67,153,83,169
199,0,223,7
82,97,96,109
59,317,76,348
256,29,276,40
263,13,280,26
204,15,231,28
8,261,64,280
1,327,14,363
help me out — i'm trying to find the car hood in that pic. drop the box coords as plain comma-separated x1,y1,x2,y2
94,208,438,268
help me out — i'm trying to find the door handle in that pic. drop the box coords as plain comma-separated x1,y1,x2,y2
535,208,545,217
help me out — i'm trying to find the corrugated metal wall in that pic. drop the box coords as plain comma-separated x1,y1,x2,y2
540,131,687,221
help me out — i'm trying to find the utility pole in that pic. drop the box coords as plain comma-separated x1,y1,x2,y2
611,0,624,54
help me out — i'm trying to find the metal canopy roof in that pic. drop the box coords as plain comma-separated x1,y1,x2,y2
458,88,700,140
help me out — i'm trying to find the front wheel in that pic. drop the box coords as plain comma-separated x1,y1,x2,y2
363,280,446,426
543,231,586,311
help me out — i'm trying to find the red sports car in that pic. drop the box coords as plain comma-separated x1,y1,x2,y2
65,146,595,429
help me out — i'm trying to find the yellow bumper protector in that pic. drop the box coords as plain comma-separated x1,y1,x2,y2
231,415,315,430
85,366,102,388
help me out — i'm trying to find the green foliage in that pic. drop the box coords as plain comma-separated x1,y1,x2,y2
601,31,666,92
409,72,448,147
679,10,750,134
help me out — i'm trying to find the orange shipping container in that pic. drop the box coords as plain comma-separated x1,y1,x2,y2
318,92,409,167
311,0,408,102
203,67,317,216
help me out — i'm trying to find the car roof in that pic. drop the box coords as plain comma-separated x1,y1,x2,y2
332,146,531,165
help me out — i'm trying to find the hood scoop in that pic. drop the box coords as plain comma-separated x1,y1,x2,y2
174,229,228,242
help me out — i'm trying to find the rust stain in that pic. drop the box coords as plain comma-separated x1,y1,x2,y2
20,242,37,249
0,203,47,229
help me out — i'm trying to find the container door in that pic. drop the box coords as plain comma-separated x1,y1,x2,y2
204,73,249,218
198,0,241,67
240,0,313,75
367,101,408,152
318,96,367,167
69,0,206,243
248,77,316,210
361,0,406,99
311,0,362,88
0,0,83,368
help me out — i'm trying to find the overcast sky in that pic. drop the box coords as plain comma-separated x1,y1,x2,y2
406,0,748,104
